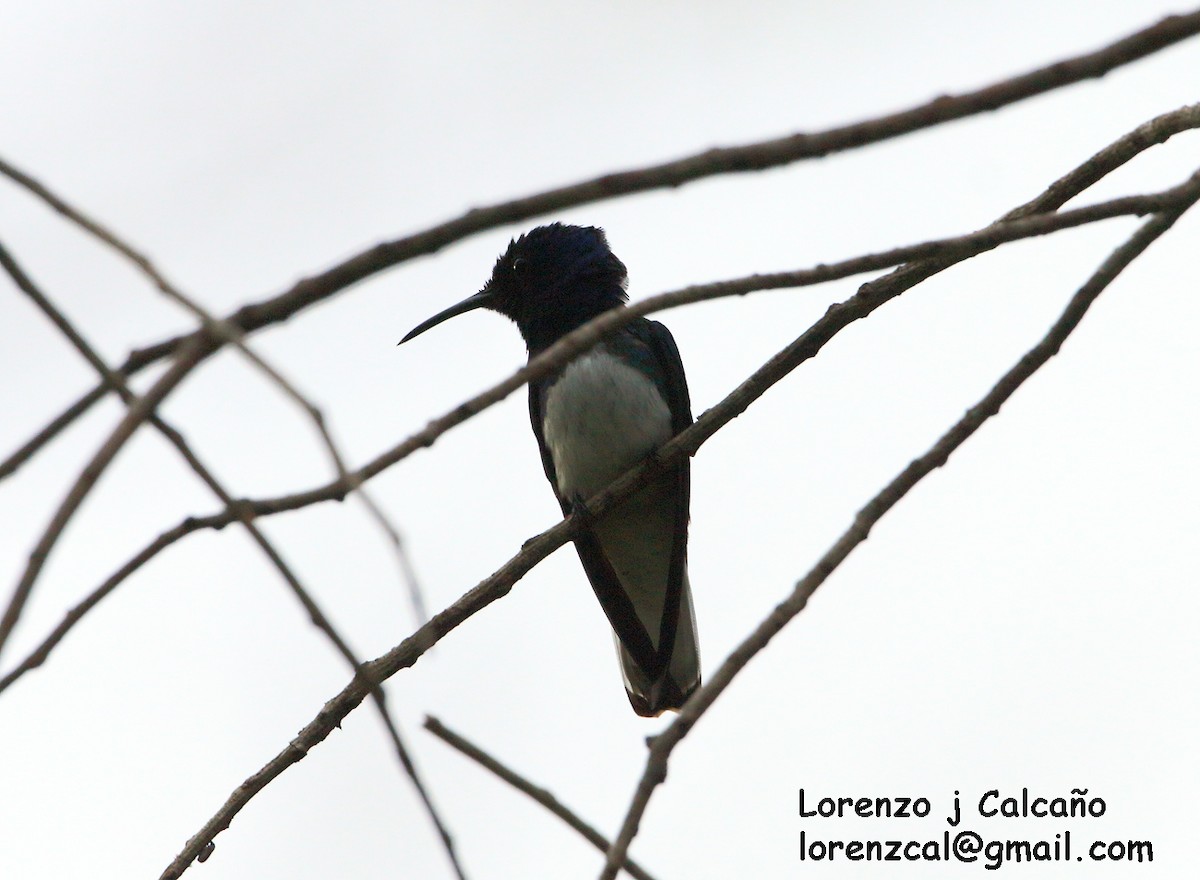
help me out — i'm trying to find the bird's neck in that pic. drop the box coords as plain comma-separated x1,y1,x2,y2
518,283,627,355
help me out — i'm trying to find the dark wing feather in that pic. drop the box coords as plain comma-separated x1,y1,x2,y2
528,382,569,516
626,318,693,675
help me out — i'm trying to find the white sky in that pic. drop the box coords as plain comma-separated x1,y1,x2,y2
2,3,1198,879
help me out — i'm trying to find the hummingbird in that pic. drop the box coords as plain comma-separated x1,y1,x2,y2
401,223,700,716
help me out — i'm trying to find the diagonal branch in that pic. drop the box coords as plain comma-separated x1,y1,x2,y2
1007,102,1200,219
596,175,1200,880
0,332,213,658
0,155,430,629
4,14,1197,481
0,241,465,880
424,716,658,880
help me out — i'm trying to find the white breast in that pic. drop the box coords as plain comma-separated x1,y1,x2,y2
542,347,672,500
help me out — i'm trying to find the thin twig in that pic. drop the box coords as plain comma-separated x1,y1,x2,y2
424,716,658,880
857,101,1200,310
0,334,212,657
596,176,1200,880
0,382,108,480
6,14,1197,480
0,241,465,879
5,177,1194,695
1006,102,1200,219
0,155,430,630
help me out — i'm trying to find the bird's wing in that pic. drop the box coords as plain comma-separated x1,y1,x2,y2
528,382,570,516
625,318,693,670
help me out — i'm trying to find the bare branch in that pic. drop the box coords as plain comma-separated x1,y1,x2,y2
0,333,212,657
0,382,107,480
0,241,464,879
860,101,1200,305
0,154,176,286
0,154,430,631
596,172,1200,880
424,716,658,880
1007,102,1200,219
5,14,1197,481
0,516,202,692
376,699,467,879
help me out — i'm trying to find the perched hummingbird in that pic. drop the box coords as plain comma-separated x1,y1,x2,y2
401,223,700,716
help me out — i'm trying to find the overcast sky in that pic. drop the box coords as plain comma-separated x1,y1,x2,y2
2,3,1198,879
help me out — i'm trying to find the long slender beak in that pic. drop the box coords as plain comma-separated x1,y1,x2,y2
399,288,497,344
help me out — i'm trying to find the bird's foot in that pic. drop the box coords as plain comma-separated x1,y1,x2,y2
568,491,593,526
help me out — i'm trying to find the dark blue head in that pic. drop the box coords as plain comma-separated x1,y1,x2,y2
401,223,629,352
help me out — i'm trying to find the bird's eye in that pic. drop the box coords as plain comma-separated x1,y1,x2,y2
511,257,529,275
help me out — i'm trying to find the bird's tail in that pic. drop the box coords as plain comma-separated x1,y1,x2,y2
616,578,701,717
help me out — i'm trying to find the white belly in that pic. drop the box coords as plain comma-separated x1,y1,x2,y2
542,348,672,500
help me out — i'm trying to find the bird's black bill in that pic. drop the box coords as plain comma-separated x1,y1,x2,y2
399,288,496,344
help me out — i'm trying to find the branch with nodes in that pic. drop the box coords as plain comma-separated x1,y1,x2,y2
0,240,466,880
424,716,659,880
0,155,429,625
